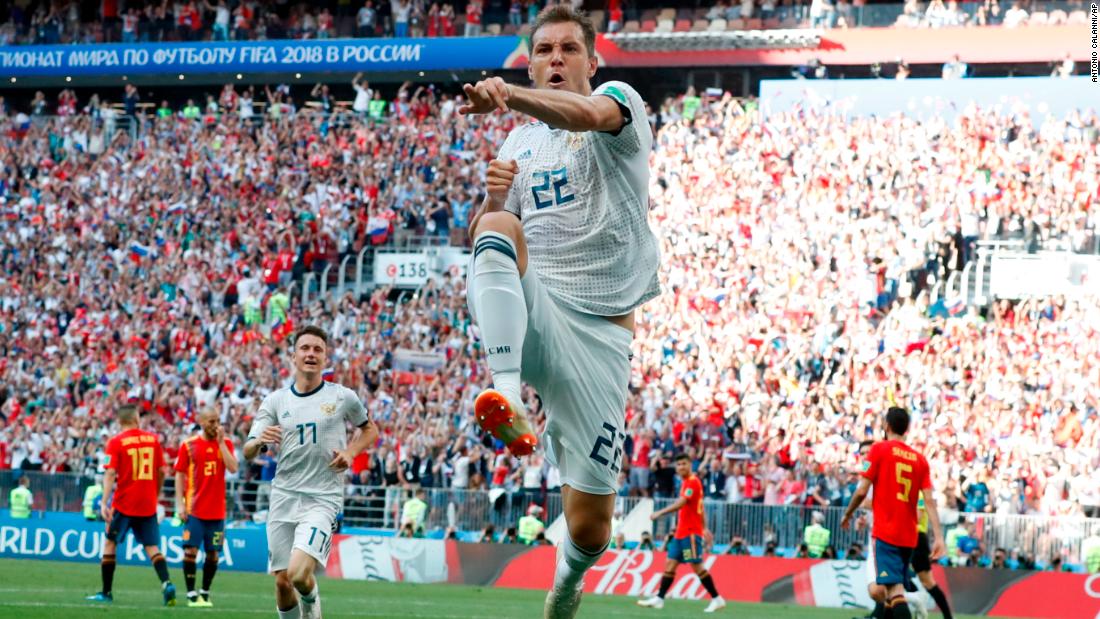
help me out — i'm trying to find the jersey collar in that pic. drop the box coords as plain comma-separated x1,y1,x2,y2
291,382,325,398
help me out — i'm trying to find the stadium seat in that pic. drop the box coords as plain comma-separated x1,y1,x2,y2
502,23,517,35
694,7,711,20
727,18,746,30
1047,9,1067,24
641,9,660,22
762,17,781,29
486,23,502,35
692,18,709,31
674,18,693,31
676,8,694,21
623,19,641,32
657,8,676,21
708,18,727,31
1028,11,1048,25
517,23,531,35
1068,10,1087,23
744,18,763,29
640,19,657,32
656,18,674,32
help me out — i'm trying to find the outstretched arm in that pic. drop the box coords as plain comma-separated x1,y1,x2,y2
650,497,687,521
507,85,624,132
459,77,624,133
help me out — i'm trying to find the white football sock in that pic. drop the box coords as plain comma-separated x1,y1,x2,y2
276,604,301,619
300,582,318,605
470,232,526,407
905,592,926,611
554,532,609,591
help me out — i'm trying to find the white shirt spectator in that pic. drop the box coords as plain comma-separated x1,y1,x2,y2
1002,4,1028,27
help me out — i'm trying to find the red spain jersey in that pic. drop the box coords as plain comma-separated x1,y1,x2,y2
862,440,931,548
105,428,165,517
675,475,705,538
174,435,233,520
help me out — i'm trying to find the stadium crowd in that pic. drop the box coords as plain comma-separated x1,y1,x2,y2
0,0,570,44
0,82,1098,567
0,0,1090,44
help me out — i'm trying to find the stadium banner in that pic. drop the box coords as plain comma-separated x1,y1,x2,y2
0,511,267,572
595,25,1091,68
324,534,457,582
427,246,471,280
374,252,430,287
760,76,1097,121
0,37,530,78
488,547,1100,617
990,252,1100,299
373,248,470,288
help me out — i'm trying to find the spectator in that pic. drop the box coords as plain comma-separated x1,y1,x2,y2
401,488,429,535
9,475,33,519
358,0,378,36
392,0,411,37
352,73,373,116
803,511,831,558
479,524,497,542
83,476,104,521
464,0,482,36
517,504,545,544
1082,534,1100,574
1052,53,1075,78
942,53,969,79
726,536,749,555
1002,1,1028,27
965,471,992,513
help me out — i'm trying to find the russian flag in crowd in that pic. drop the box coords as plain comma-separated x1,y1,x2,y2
368,216,390,245
129,242,155,263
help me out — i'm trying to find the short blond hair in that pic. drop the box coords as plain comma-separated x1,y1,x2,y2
117,404,139,424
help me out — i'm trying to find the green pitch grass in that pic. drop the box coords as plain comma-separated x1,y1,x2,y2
0,559,989,619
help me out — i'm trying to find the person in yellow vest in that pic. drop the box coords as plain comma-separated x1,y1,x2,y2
517,504,545,545
400,489,428,537
1082,533,1100,574
803,510,831,558
9,475,33,519
910,494,955,618
83,476,104,521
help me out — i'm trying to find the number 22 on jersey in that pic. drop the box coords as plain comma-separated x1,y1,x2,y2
531,168,574,210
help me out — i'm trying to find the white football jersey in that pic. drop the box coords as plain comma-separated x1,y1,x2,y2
498,80,660,316
248,382,369,497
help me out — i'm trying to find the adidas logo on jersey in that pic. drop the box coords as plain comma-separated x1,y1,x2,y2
281,412,291,419
517,149,532,161
880,571,889,578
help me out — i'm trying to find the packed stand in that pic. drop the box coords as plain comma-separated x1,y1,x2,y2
2,0,1091,45
1,84,1099,567
0,0,585,45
